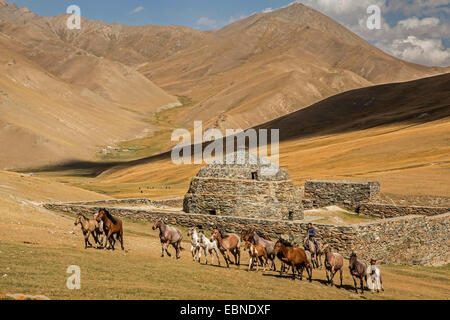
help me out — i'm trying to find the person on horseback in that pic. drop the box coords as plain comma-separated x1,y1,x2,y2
306,223,319,252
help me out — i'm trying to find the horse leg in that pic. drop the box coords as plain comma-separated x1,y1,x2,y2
164,241,172,257
231,249,238,267
325,268,330,284
360,277,365,294
339,269,343,287
214,249,221,266
160,242,165,257
352,276,358,294
118,229,124,250
197,246,201,262
291,263,296,280
175,241,181,259
82,231,89,249
330,268,336,287
204,248,208,264
220,249,229,268
237,248,241,267
308,264,313,282
380,274,384,292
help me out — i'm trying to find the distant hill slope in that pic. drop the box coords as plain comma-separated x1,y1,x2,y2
0,1,448,171
92,74,449,199
0,1,179,170
258,73,450,140
2,1,445,132
138,3,447,130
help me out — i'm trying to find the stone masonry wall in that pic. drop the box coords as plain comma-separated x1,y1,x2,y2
304,180,380,211
61,197,184,208
184,178,303,220
358,203,450,218
45,203,449,266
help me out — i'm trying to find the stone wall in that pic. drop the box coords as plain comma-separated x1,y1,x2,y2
351,213,450,266
44,203,449,266
358,203,450,218
60,197,184,208
304,180,380,211
184,177,303,220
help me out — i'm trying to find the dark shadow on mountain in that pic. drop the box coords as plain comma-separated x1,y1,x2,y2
24,73,450,177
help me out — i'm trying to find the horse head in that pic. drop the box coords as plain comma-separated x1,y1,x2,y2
74,215,82,226
243,241,252,251
187,226,196,237
96,209,107,222
349,252,358,269
152,218,164,230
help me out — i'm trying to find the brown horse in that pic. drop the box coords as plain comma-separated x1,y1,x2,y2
95,209,124,251
273,239,313,281
211,229,240,268
244,241,269,272
322,244,344,287
241,228,276,271
74,214,103,249
349,252,368,294
152,219,183,259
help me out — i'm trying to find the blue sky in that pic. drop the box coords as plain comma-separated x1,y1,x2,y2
7,0,450,66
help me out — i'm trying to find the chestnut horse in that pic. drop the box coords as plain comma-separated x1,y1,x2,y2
273,239,313,281
211,229,240,268
152,219,183,259
95,209,124,251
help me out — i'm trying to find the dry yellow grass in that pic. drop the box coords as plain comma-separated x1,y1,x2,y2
0,207,448,300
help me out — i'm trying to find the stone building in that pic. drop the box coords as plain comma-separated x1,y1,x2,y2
183,151,303,220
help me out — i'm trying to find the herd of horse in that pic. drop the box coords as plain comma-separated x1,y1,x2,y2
74,209,384,294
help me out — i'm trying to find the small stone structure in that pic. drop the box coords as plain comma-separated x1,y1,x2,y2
183,151,303,220
303,180,380,211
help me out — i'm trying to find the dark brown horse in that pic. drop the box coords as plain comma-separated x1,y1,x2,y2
95,209,124,251
211,229,240,268
152,219,183,259
273,239,313,281
241,228,276,271
349,252,368,294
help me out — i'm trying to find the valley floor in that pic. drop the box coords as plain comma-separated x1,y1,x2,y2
0,201,448,300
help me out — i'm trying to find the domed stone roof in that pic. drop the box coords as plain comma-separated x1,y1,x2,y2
196,150,290,181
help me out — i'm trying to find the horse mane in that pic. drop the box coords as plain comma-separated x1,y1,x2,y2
219,230,229,239
77,213,88,221
103,209,117,224
278,238,292,247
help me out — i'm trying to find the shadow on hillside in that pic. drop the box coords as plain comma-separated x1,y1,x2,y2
23,73,450,178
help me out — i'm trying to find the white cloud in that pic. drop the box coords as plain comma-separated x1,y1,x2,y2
262,7,273,13
398,17,440,29
130,6,144,15
285,0,450,66
197,16,218,29
384,36,450,66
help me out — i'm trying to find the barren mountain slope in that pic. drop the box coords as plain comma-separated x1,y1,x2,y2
0,2,181,169
138,3,446,130
92,74,449,199
2,1,444,132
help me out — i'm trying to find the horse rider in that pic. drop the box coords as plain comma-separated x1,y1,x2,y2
306,223,319,252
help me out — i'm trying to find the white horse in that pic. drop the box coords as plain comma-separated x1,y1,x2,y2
187,227,201,262
367,260,384,293
198,230,221,266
